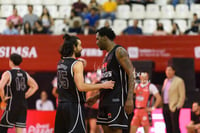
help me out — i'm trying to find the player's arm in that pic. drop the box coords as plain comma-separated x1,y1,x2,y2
25,73,38,99
116,47,135,114
147,84,162,112
152,93,162,109
0,71,10,101
73,61,114,92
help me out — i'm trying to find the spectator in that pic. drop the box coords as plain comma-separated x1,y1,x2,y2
82,22,96,35
33,20,47,34
6,8,23,31
36,91,54,111
68,20,82,34
88,0,100,11
162,65,185,133
186,102,200,133
171,23,182,35
39,7,54,33
23,21,32,34
104,20,111,28
125,0,145,4
64,9,83,34
196,0,200,3
84,7,100,27
116,0,126,5
153,23,168,36
122,20,143,35
101,0,117,21
23,5,38,28
3,20,19,35
185,13,200,35
72,0,87,16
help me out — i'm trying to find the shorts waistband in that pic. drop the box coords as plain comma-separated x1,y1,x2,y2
136,107,145,109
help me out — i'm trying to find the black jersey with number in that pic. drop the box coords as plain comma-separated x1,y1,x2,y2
6,68,28,110
57,58,85,104
100,45,128,106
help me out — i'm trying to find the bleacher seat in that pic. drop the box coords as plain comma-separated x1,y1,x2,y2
0,5,13,18
82,0,91,5
128,19,143,28
98,19,112,29
16,5,28,17
0,19,7,33
160,5,175,19
58,6,72,19
175,4,189,19
145,4,160,19
0,0,13,4
112,19,127,35
143,19,157,35
116,5,131,19
42,0,56,5
131,4,145,19
155,0,168,6
190,4,200,19
33,5,43,17
158,19,172,33
173,19,188,32
28,0,42,5
54,19,68,35
56,0,72,5
14,0,28,5
96,0,108,5
45,5,58,18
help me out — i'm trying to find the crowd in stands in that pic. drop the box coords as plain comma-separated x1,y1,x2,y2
0,0,200,35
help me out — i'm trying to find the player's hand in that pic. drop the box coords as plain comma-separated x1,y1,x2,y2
102,80,115,89
146,107,152,112
86,96,98,107
2,96,10,102
125,99,133,114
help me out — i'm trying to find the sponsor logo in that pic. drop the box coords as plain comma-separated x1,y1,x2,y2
0,46,37,58
25,123,54,133
194,46,200,58
127,47,139,58
81,48,103,57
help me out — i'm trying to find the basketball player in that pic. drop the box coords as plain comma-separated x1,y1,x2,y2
54,34,115,133
0,53,38,133
87,27,135,133
130,72,161,133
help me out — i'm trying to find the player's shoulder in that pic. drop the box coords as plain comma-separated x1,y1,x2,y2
115,45,128,57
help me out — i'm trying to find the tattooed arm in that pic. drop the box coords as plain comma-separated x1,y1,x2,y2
116,47,135,114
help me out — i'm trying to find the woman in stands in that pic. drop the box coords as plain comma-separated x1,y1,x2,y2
39,7,54,33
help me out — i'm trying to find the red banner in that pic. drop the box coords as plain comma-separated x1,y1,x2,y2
0,35,200,72
4,109,190,133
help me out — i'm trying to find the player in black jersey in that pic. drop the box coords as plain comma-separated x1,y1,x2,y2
54,34,115,133
0,53,38,133
87,27,135,133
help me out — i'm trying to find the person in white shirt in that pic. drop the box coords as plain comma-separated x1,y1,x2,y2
36,91,54,111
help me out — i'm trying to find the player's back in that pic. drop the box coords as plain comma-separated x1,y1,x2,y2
57,58,85,104
6,68,28,110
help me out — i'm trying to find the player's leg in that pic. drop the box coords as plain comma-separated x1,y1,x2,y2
102,125,122,133
0,126,8,133
130,109,140,133
130,125,139,133
54,103,66,133
16,127,23,133
143,126,149,133
89,118,98,133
